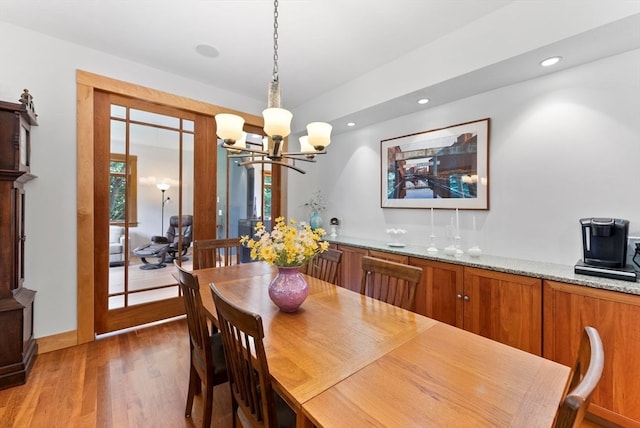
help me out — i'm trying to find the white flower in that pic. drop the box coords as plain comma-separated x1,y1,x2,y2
304,190,327,212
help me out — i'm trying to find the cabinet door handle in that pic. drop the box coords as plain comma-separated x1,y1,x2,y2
463,295,470,301
456,294,462,300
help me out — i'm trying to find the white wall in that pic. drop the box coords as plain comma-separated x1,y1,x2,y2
0,19,638,339
0,22,263,338
289,49,640,267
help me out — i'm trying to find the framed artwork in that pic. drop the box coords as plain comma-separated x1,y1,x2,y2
381,118,490,209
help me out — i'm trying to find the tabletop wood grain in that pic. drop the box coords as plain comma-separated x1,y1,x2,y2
194,263,437,409
192,262,569,428
302,321,570,428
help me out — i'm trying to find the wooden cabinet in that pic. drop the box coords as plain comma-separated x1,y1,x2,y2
336,245,368,292
544,280,640,426
409,259,541,355
409,258,462,324
0,91,38,390
463,267,541,355
368,249,408,264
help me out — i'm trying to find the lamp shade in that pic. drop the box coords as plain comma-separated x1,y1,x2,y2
156,182,170,191
299,136,316,153
215,113,245,142
262,107,292,138
227,132,248,153
307,122,332,150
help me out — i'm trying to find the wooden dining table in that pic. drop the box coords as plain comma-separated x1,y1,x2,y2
192,262,570,428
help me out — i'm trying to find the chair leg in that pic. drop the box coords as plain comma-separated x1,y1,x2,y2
231,397,239,428
202,380,214,428
185,364,198,417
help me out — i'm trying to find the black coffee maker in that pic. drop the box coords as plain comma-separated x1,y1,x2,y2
575,217,638,281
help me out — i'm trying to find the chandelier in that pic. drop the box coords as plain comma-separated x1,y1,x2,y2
214,0,332,174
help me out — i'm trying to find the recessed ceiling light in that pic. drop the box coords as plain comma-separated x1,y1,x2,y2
196,44,219,58
347,122,356,127
540,56,562,67
417,98,430,105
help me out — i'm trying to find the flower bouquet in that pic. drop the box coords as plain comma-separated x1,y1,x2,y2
240,217,329,311
303,190,327,213
241,217,329,267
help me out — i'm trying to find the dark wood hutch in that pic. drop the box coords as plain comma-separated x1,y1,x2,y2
0,89,38,389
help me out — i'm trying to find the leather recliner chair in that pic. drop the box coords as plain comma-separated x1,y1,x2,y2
133,215,193,269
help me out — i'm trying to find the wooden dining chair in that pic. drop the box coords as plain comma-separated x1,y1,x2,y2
174,262,229,428
303,248,342,285
360,256,423,311
209,283,296,428
194,238,242,269
552,326,605,428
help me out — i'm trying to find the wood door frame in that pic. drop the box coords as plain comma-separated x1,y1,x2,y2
76,70,276,344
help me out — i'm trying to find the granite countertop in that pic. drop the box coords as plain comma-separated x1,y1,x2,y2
327,235,640,296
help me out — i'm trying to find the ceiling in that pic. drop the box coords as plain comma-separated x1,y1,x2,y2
0,0,512,105
1,1,639,136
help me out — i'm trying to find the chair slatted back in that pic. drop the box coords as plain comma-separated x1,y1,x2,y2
176,263,212,372
210,283,278,427
360,256,422,311
175,261,229,428
194,238,242,269
553,326,605,428
305,248,342,285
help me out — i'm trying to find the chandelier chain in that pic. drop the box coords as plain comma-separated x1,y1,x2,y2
272,0,279,82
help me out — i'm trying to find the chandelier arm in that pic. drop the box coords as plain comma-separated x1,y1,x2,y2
221,143,269,156
239,159,307,174
279,155,317,163
282,150,326,156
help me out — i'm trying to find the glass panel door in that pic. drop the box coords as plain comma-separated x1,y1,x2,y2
223,133,272,262
99,95,195,333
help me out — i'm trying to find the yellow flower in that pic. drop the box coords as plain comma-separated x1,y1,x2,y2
239,217,328,267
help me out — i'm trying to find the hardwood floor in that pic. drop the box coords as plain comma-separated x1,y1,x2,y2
0,317,232,428
0,317,615,428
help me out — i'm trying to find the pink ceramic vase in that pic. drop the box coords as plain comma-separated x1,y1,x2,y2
268,266,309,312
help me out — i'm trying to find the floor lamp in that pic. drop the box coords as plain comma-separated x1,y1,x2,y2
157,183,171,234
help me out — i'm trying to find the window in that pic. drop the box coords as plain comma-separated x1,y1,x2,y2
110,153,138,225
264,171,272,219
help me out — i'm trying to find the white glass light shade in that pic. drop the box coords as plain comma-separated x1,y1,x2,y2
227,132,247,153
235,132,247,149
262,108,292,138
156,183,170,191
215,113,245,142
306,122,332,149
299,136,316,153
